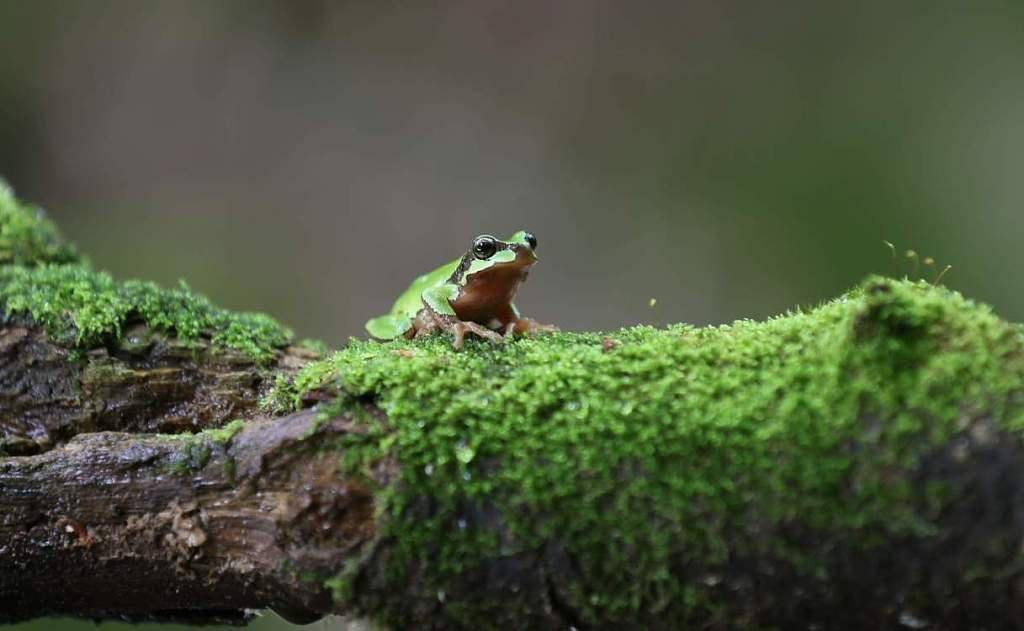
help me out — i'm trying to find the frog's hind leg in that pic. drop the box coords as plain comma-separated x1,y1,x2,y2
497,304,557,340
511,317,558,336
501,319,556,344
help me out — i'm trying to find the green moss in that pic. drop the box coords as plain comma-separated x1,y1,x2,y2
0,181,79,266
297,337,330,355
261,351,346,414
269,277,1024,624
0,264,291,361
168,419,247,475
0,186,289,360
206,418,247,445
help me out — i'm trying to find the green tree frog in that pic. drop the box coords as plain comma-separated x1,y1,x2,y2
365,230,555,349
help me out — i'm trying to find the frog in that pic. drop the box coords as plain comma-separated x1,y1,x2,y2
365,230,555,349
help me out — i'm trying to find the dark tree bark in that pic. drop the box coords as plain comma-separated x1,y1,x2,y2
0,320,314,456
0,322,370,625
0,405,381,626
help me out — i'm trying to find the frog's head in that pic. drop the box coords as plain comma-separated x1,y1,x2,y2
459,230,538,285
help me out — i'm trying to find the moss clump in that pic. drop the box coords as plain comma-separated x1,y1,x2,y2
270,277,1024,625
0,181,79,266
0,264,291,361
168,419,246,475
296,337,330,356
0,185,289,361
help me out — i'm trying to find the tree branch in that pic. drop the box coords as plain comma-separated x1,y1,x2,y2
2,185,1024,629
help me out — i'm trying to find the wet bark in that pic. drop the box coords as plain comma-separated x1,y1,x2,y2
0,320,373,625
0,319,313,456
0,406,385,625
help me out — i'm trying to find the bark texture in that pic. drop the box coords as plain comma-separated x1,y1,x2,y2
0,320,312,456
0,321,361,625
0,406,382,625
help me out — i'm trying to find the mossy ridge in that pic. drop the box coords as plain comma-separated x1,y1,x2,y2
0,263,291,362
270,277,1024,625
0,181,79,266
0,185,290,361
167,419,246,476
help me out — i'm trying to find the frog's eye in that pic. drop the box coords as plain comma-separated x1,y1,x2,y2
523,232,537,250
473,235,498,260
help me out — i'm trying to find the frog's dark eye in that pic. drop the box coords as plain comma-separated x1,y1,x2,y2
473,235,498,260
523,232,537,250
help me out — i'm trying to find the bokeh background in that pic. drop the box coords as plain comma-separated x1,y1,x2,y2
2,0,1023,629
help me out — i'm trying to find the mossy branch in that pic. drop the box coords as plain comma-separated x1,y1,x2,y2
2,184,1024,629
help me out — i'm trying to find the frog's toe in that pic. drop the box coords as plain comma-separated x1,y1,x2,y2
451,327,465,351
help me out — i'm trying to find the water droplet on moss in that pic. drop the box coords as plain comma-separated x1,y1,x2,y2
455,441,475,464
898,611,928,629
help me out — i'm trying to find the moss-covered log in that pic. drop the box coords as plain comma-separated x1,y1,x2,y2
3,182,1024,629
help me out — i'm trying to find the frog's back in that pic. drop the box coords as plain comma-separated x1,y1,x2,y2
389,257,461,318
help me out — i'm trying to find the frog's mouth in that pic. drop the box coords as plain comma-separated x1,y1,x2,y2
500,243,537,269
508,243,538,265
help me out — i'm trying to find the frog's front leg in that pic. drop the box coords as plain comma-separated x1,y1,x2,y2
417,285,504,350
412,309,503,350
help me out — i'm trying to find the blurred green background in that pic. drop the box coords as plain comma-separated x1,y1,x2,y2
1,0,1022,628
12,614,339,631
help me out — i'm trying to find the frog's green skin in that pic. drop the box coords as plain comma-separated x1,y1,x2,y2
365,231,554,349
